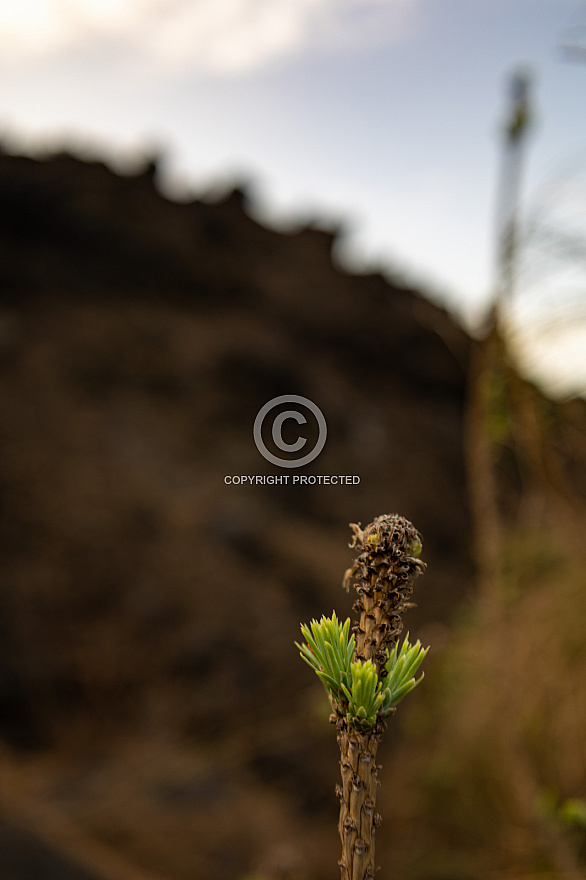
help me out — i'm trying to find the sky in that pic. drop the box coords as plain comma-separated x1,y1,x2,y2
1,0,586,394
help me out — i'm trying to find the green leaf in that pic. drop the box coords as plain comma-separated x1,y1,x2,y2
298,618,428,728
383,635,428,710
297,613,354,703
559,798,586,829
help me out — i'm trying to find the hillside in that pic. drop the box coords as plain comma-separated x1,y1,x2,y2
1,146,585,880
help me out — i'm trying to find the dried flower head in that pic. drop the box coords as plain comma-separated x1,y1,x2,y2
343,514,426,675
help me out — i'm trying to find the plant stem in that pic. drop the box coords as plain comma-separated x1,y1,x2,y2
336,724,382,880
336,514,426,880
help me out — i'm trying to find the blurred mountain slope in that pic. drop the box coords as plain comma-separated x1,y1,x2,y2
0,147,585,879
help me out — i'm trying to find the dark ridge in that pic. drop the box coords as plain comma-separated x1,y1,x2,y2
3,145,584,880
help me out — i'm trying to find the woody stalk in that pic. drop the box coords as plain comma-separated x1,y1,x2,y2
297,514,428,880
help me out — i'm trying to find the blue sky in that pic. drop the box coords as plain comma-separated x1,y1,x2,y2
1,0,586,392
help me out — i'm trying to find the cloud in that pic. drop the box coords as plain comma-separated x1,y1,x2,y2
0,0,160,61
141,0,416,73
0,0,416,74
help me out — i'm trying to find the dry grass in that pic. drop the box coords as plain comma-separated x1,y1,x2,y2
384,525,586,880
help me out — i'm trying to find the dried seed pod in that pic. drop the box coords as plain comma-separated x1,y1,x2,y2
343,514,426,677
